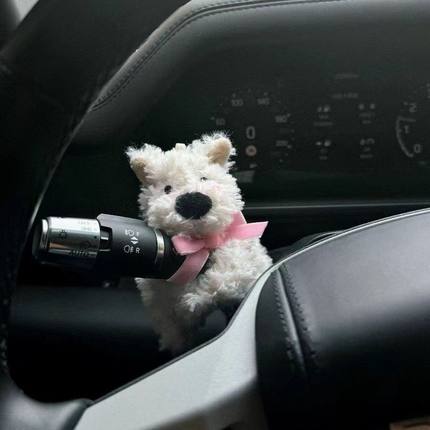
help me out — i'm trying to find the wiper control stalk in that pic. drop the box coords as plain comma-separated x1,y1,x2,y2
32,214,184,279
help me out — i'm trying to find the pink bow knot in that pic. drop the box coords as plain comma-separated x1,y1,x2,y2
167,212,268,285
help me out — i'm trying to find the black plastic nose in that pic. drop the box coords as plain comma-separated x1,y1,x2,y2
175,192,212,219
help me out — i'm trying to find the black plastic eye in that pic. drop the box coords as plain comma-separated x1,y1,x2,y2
164,185,172,194
200,177,208,181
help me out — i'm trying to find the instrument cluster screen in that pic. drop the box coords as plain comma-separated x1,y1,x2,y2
132,50,430,202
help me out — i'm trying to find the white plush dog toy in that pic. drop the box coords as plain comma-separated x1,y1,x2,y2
127,133,272,353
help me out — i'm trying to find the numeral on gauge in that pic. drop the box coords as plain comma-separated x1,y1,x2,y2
245,126,256,140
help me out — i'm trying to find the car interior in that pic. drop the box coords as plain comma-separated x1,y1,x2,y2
2,0,430,429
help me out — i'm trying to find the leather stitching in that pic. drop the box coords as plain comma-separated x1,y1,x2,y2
92,0,265,109
272,269,308,379
279,264,320,376
91,0,351,111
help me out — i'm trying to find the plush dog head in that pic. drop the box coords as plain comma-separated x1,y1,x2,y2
127,133,244,238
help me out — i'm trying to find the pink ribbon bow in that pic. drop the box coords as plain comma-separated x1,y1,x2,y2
167,212,268,285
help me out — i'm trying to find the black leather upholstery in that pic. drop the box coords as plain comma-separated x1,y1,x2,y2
257,209,430,429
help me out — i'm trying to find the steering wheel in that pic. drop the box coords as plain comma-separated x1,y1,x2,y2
2,0,430,429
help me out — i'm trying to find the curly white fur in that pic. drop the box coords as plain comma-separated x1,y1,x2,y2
127,133,272,353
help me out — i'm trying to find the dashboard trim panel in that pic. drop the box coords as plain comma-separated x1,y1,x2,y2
76,0,430,146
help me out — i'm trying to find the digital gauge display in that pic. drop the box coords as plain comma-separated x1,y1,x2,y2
207,73,383,184
131,62,430,201
209,88,294,183
396,83,430,166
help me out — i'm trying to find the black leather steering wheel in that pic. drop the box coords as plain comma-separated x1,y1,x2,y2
2,1,430,429
0,1,163,427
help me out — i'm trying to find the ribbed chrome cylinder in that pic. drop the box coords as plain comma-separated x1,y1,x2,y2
33,217,101,269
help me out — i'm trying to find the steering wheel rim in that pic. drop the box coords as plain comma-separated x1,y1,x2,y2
0,0,163,428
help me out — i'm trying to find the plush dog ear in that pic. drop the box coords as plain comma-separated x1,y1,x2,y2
126,145,161,183
207,136,233,166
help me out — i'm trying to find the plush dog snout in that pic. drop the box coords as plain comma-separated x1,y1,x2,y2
175,192,212,219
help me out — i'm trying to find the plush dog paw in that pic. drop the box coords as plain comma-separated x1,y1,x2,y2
176,291,213,323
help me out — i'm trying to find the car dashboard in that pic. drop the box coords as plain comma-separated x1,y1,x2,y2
131,42,430,205
13,0,430,403
69,12,430,222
